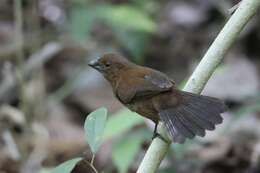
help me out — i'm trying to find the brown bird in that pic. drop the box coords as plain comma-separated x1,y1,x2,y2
88,53,226,143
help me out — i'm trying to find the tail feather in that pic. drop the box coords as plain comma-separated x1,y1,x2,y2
180,105,215,130
186,102,223,124
160,111,186,143
172,112,195,138
176,109,206,137
159,92,226,143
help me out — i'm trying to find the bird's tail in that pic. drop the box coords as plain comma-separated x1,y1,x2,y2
159,91,226,143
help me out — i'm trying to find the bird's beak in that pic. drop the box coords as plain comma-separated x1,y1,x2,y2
88,58,101,70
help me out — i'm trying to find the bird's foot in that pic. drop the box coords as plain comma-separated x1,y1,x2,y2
152,133,169,143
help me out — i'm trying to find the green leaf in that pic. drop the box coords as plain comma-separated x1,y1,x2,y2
101,5,156,33
84,107,108,153
103,109,144,139
112,135,143,173
69,6,96,42
115,30,149,62
98,4,155,60
51,158,82,173
68,4,155,60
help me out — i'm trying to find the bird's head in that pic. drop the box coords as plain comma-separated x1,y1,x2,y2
88,53,132,81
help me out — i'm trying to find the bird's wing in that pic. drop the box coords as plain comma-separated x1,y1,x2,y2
116,70,174,103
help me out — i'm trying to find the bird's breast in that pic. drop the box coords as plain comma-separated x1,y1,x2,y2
126,98,159,123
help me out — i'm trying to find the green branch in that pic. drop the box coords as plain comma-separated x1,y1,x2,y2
137,0,260,172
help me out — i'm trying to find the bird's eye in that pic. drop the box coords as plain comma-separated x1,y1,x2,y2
105,62,111,67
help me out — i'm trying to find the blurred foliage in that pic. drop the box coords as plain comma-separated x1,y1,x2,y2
40,169,53,173
102,5,155,33
103,109,144,139
106,110,151,172
110,128,151,172
235,96,260,117
159,168,177,173
69,3,156,62
112,134,143,173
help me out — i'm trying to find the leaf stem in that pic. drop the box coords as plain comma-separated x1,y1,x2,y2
89,163,98,173
88,154,98,173
91,154,95,165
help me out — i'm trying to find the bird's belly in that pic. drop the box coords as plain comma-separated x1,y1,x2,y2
126,99,159,123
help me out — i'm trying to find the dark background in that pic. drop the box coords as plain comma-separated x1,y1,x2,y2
0,0,260,172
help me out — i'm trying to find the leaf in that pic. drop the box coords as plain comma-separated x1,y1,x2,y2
101,5,156,33
68,4,155,60
51,158,82,173
103,109,144,140
84,107,108,153
112,135,143,173
98,5,155,60
69,7,95,42
115,30,150,62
